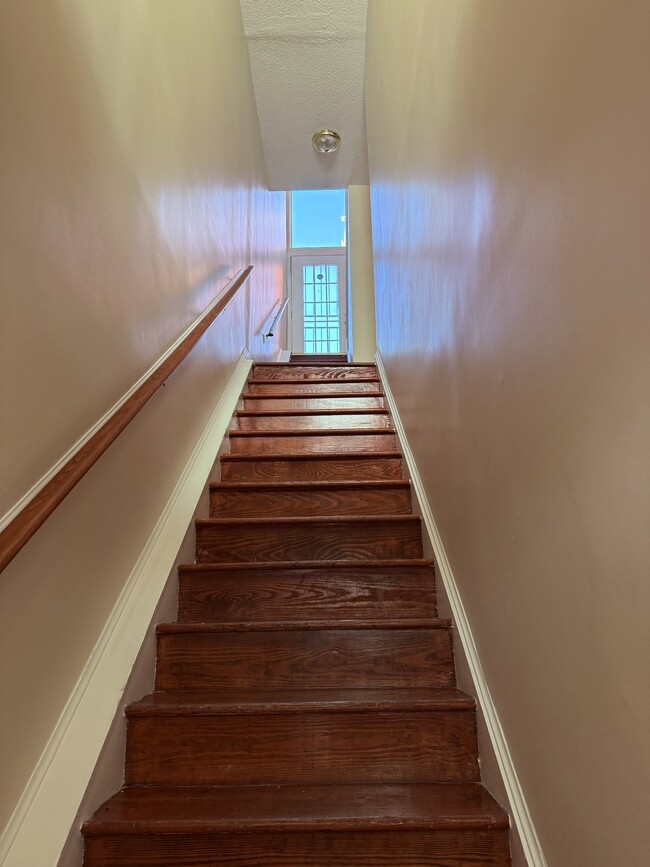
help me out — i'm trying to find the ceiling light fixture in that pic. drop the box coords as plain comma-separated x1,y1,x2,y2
312,129,341,154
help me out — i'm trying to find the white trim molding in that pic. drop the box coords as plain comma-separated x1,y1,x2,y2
0,268,248,535
375,350,548,867
0,351,252,867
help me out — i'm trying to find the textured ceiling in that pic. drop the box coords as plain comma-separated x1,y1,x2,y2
240,0,369,191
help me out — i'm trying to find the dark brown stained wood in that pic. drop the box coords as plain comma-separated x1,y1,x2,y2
84,781,509,834
82,356,511,865
252,365,377,381
85,828,511,866
157,618,446,632
209,480,412,518
0,267,254,575
242,394,387,410
127,687,472,714
220,452,404,482
178,560,437,621
228,430,398,454
247,380,381,394
236,407,390,417
290,353,349,363
125,711,477,786
195,515,423,562
155,625,455,690
233,410,393,431
125,700,479,785
260,361,370,367
265,360,373,368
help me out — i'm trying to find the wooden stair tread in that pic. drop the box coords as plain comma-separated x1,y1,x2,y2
252,366,376,373
196,514,419,526
157,619,451,634
229,428,393,437
83,783,505,835
127,687,474,716
232,414,394,433
179,558,435,572
241,397,387,412
247,378,381,385
84,782,509,835
236,408,389,416
289,354,349,364
209,480,410,492
247,382,383,395
81,359,511,863
221,450,401,461
256,362,373,369
228,432,398,457
242,391,385,399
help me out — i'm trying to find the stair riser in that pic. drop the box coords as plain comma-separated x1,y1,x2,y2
290,354,348,363
252,366,377,381
179,567,437,621
156,629,454,690
209,486,411,518
229,432,397,454
221,456,403,482
126,711,478,786
242,396,386,411
196,519,422,563
247,381,381,394
85,830,512,866
233,413,392,431
82,355,513,865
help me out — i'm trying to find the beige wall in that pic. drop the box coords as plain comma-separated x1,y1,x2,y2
365,3,649,866
347,185,377,361
0,0,284,842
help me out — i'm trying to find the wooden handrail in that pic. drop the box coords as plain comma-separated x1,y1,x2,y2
0,265,254,574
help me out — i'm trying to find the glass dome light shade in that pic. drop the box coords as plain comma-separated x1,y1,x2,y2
312,129,341,154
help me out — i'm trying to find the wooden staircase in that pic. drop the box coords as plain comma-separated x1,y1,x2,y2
82,362,511,865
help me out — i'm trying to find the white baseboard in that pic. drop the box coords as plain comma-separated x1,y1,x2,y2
375,351,548,867
0,352,252,867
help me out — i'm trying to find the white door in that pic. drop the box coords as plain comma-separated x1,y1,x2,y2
289,254,347,354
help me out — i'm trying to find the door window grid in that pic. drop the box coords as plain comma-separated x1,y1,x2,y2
303,265,340,353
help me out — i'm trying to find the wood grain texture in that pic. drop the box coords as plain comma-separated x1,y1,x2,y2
247,380,381,394
241,394,386,410
220,453,404,482
290,353,349,363
195,515,423,562
126,687,472,714
0,266,254,574
125,707,479,785
85,828,512,866
233,411,393,431
228,430,398,454
81,357,511,865
84,782,509,833
252,365,378,381
155,626,455,690
178,561,437,621
209,481,412,518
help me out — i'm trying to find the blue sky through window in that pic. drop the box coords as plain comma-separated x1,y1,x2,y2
291,189,346,248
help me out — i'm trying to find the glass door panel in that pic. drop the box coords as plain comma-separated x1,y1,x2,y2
290,254,347,354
